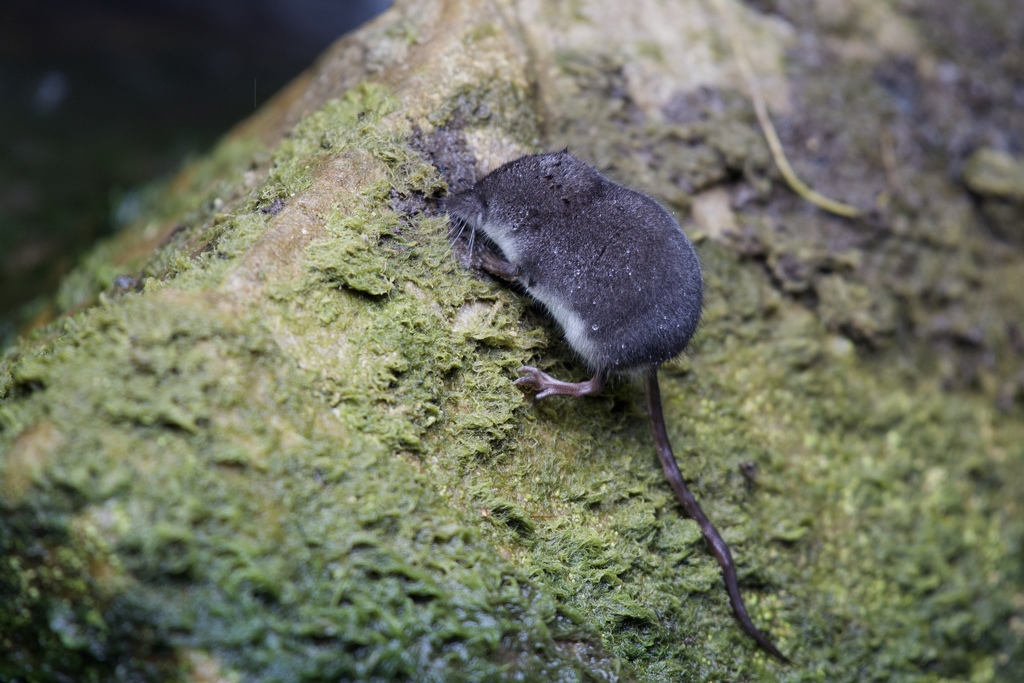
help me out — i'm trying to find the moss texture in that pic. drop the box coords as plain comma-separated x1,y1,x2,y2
2,0,1023,681
1,83,625,682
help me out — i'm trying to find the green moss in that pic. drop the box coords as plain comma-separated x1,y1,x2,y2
0,506,183,682
0,289,620,681
0,84,627,682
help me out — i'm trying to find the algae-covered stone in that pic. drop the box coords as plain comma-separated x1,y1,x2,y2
3,0,1024,681
0,59,625,683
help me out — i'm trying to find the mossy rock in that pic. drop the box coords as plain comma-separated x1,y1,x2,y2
3,0,1023,681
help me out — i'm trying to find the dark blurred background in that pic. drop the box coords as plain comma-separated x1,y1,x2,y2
0,0,391,342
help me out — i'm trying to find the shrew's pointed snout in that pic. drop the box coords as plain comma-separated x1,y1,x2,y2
443,190,485,225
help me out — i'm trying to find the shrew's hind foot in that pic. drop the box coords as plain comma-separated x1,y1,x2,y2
514,366,607,401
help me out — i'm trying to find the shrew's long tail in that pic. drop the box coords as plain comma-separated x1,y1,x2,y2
645,370,788,662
